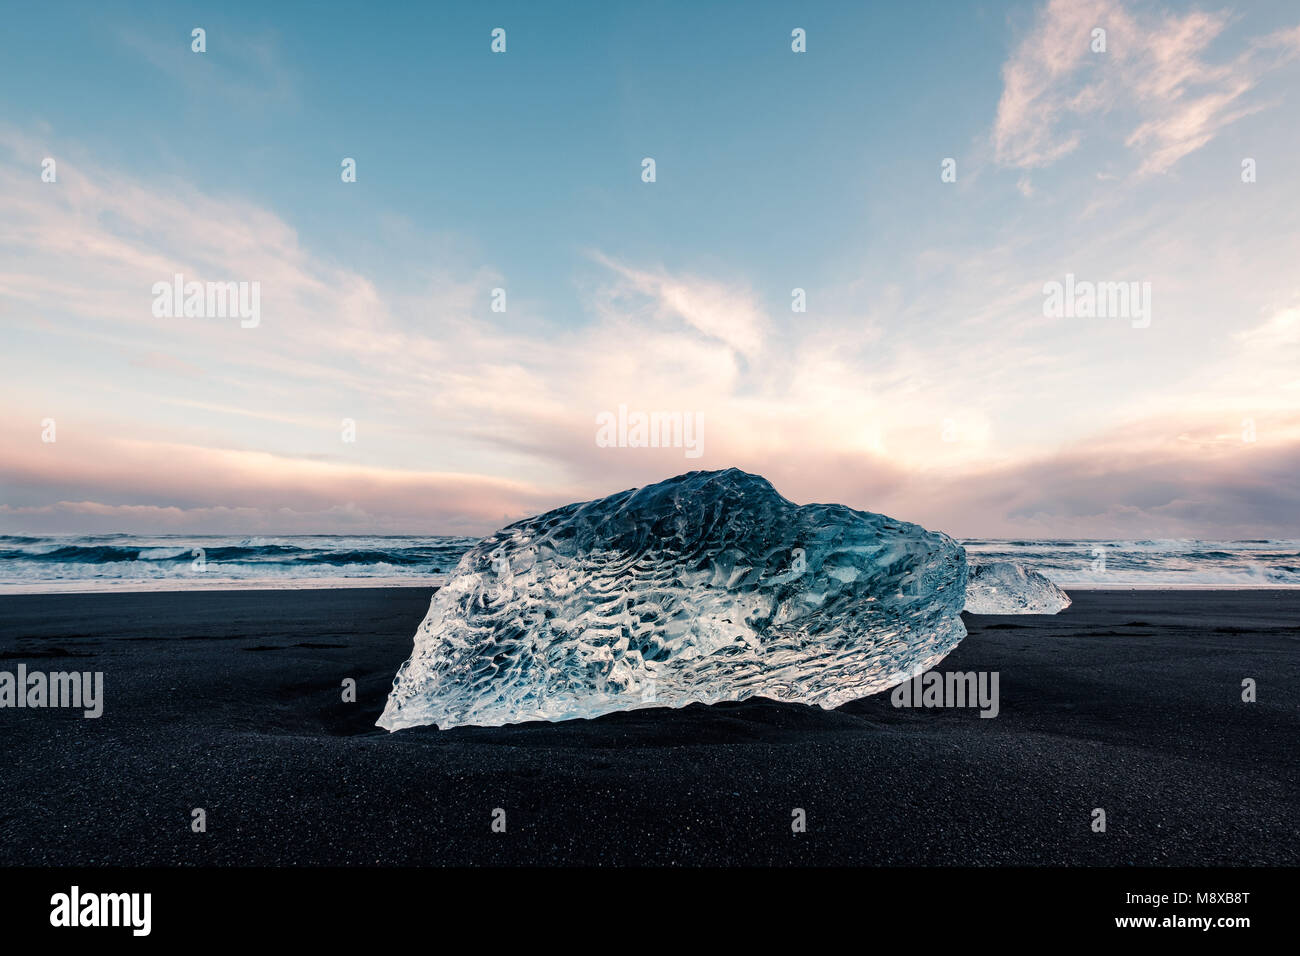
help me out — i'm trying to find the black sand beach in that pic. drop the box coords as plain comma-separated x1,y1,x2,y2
0,587,1295,866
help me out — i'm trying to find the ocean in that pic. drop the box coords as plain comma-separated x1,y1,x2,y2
0,534,1297,593
0,535,477,593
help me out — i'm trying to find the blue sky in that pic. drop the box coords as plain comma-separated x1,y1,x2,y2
3,1,1017,299
2,0,1300,537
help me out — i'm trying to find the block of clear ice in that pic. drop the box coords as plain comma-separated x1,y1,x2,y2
963,561,1071,614
379,469,969,730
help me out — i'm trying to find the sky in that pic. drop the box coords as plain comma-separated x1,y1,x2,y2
1,0,1299,539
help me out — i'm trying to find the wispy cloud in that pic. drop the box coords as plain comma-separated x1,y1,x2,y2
116,26,298,108
588,253,770,363
994,0,1300,175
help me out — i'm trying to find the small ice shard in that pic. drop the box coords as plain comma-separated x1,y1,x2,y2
963,561,1071,614
378,469,968,730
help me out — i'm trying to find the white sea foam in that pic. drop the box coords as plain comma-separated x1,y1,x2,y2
0,533,1296,593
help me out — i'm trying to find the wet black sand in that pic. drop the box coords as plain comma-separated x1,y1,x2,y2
0,587,1295,865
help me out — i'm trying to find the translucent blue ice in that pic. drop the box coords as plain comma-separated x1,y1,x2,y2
964,561,1071,614
379,469,968,730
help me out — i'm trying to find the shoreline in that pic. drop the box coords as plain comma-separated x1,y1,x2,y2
0,576,449,596
1,580,1298,596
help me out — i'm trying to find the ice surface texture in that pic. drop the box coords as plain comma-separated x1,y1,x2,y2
378,469,967,731
963,561,1071,614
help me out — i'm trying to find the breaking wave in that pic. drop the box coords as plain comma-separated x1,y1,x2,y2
1,534,1297,592
0,535,478,592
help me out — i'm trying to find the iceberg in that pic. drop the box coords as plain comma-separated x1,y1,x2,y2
963,561,1071,614
378,469,968,730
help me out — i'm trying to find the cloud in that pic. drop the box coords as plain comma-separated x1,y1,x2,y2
1231,304,1300,393
4,103,1300,538
994,0,1300,175
0,429,569,534
587,253,769,363
116,26,298,108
